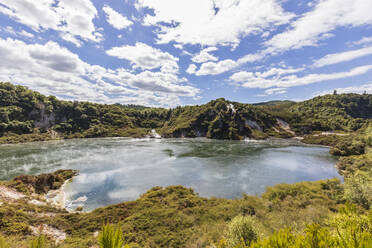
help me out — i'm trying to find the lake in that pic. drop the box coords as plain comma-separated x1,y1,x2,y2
0,138,340,211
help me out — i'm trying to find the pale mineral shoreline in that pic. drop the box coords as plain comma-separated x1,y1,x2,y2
45,179,70,210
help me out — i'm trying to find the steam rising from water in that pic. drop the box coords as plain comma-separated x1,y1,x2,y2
0,138,340,211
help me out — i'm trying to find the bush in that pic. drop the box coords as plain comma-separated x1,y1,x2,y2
294,224,335,248
331,139,366,156
250,228,294,248
329,204,372,247
343,171,372,209
226,215,258,247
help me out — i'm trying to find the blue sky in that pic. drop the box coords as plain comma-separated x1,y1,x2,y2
0,0,372,107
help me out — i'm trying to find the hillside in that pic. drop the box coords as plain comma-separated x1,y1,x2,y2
255,93,372,134
1,82,372,144
159,98,293,139
0,82,169,142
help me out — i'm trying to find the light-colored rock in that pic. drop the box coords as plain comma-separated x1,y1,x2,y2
0,185,25,202
34,212,57,218
321,132,349,136
276,118,295,135
28,199,47,206
148,129,162,139
46,181,67,209
30,103,56,129
74,195,88,203
228,103,236,114
30,224,66,244
245,120,262,131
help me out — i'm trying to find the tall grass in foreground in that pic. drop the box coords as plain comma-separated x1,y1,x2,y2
30,235,46,248
98,223,130,248
0,235,9,248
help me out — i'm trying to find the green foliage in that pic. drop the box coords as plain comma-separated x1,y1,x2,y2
98,223,128,248
302,133,346,147
247,205,372,248
160,98,280,140
329,205,372,248
343,171,372,209
250,224,336,248
0,235,9,248
250,228,294,248
8,169,77,194
0,82,169,142
287,94,372,133
295,223,335,247
226,215,258,247
331,138,366,156
1,83,372,142
30,235,46,248
263,179,343,205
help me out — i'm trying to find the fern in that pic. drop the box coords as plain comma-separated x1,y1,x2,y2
98,223,127,248
30,235,46,248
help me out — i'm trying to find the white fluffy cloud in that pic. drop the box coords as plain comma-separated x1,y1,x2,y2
186,64,197,74
194,59,238,76
106,42,179,73
136,0,293,47
191,47,218,63
0,0,101,46
19,30,34,38
350,36,372,46
313,46,372,68
103,5,133,30
259,87,287,96
0,26,34,39
265,0,372,54
0,38,199,106
185,0,372,75
230,65,372,89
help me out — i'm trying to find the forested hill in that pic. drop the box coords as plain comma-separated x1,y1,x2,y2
1,82,371,143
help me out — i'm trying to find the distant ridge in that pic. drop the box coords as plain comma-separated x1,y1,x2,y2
0,82,371,143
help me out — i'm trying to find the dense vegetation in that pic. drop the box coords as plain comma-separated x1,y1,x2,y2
0,82,169,142
1,82,371,143
0,82,372,247
259,93,372,134
12,82,372,143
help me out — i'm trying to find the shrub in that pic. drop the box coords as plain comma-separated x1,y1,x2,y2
343,171,372,209
226,215,257,247
294,224,335,248
250,228,294,248
329,204,372,248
